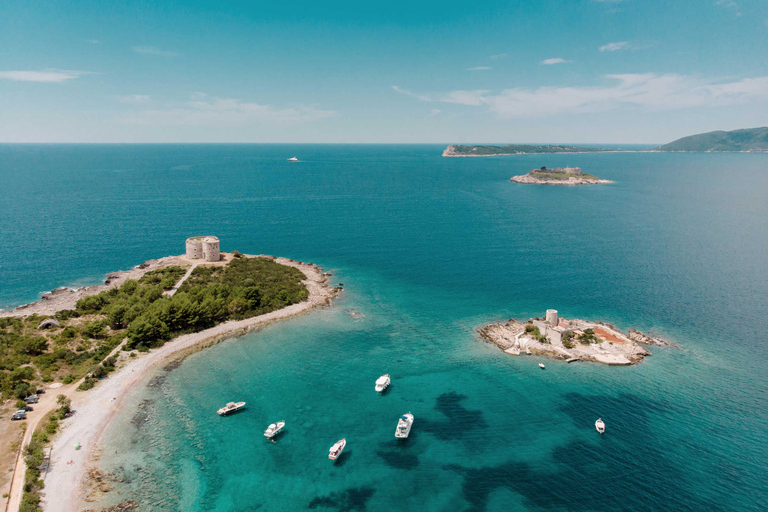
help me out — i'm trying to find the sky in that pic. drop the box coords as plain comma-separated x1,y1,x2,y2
1,0,767,143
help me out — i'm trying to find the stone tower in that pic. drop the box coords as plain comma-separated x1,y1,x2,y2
546,309,559,326
186,236,220,261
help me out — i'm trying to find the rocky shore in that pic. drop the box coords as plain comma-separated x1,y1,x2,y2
479,313,668,365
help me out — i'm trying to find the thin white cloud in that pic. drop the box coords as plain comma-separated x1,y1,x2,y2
541,58,571,65
85,39,100,44
0,69,92,83
392,73,768,118
392,85,432,102
132,46,179,57
467,66,491,71
122,94,335,126
488,53,508,60
429,108,442,116
715,0,742,16
116,94,151,104
599,41,629,52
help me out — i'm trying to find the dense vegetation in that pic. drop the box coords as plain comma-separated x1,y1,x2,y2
656,126,768,152
447,144,611,156
0,257,307,400
78,257,307,351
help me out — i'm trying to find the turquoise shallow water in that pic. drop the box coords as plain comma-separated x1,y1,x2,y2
1,145,767,511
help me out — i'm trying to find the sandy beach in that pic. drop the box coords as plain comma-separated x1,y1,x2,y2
33,257,336,512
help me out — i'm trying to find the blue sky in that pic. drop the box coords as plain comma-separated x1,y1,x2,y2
1,0,767,143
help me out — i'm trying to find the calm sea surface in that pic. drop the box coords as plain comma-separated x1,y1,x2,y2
1,144,767,511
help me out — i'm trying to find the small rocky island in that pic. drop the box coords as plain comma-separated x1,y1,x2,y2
510,166,612,185
479,309,668,365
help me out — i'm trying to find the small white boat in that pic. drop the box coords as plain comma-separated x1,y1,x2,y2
217,401,246,416
395,413,414,439
375,374,391,393
329,438,346,461
595,418,606,434
539,363,546,369
264,421,286,438
287,157,299,162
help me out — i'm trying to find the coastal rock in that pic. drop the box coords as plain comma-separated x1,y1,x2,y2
628,328,670,347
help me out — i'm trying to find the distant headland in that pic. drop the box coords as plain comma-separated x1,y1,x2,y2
479,309,669,366
510,166,612,185
442,144,612,157
654,126,768,152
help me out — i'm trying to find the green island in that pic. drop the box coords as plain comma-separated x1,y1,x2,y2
655,126,768,152
442,144,611,157
510,166,612,185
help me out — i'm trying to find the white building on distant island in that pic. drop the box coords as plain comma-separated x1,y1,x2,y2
185,236,220,262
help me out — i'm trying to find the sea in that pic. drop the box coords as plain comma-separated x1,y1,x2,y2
1,144,766,511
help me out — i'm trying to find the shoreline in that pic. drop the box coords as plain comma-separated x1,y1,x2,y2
36,257,336,512
509,175,613,185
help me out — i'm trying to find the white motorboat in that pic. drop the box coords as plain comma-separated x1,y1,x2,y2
264,421,286,438
329,438,346,461
217,401,246,416
395,413,414,439
595,418,606,434
288,157,299,162
375,374,391,393
539,363,546,369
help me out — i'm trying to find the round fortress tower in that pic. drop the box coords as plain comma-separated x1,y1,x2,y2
546,309,559,326
201,236,220,262
186,236,220,261
185,237,204,259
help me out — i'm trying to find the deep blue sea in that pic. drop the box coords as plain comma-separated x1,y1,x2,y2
1,144,767,511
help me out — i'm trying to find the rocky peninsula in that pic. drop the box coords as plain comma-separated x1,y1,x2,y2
479,309,668,365
510,166,612,185
0,246,337,512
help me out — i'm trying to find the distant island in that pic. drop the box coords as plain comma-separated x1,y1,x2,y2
442,144,611,157
510,166,612,185
479,309,669,366
654,126,768,152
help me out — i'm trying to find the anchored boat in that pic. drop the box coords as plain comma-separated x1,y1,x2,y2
539,363,546,369
595,418,606,434
329,439,346,461
217,401,246,416
395,413,414,439
375,374,391,393
264,421,286,439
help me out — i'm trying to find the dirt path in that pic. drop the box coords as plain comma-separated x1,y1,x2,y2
164,262,198,297
6,340,127,512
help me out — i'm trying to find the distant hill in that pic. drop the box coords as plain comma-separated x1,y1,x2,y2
442,144,611,157
656,127,768,152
